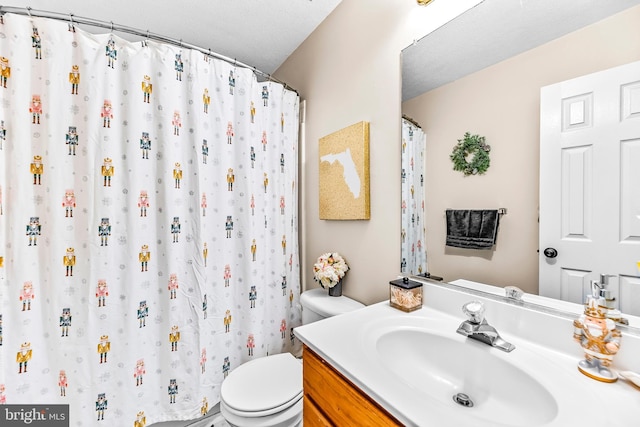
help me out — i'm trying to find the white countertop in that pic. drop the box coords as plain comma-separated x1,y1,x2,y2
295,282,640,426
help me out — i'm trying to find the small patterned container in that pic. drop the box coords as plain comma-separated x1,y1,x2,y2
389,277,423,312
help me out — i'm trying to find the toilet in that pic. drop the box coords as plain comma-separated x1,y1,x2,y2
220,288,365,427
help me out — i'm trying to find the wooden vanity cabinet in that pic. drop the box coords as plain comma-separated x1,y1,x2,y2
302,344,402,426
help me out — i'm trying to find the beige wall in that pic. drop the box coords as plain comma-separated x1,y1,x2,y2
274,0,640,304
402,6,640,294
274,0,480,305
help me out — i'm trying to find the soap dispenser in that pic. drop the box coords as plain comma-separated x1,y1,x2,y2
595,274,628,325
572,281,621,382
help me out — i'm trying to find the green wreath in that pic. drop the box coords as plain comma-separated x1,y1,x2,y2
450,132,491,176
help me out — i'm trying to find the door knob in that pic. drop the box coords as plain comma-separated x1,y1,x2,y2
543,248,558,258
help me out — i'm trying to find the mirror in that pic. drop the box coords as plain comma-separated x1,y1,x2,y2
400,0,640,327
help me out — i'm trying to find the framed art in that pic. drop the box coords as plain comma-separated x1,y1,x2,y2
319,121,370,220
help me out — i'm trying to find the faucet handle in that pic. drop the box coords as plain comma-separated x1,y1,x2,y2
462,300,485,324
505,286,524,301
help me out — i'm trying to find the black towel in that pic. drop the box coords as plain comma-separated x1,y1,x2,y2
446,209,500,250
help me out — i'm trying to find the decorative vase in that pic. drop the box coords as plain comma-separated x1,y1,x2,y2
328,280,343,297
574,294,621,382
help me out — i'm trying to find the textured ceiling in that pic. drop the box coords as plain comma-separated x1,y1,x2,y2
402,0,640,101
3,0,343,75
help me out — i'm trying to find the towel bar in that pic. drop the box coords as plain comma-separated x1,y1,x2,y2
445,208,507,215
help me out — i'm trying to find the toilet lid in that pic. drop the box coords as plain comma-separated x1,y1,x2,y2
221,353,302,415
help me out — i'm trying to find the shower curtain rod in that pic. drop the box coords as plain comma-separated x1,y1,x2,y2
402,114,421,128
0,5,296,92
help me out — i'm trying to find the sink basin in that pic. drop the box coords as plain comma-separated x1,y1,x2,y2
373,326,558,427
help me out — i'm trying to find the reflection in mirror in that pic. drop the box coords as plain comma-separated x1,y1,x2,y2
413,276,640,334
400,117,426,275
402,0,640,101
400,0,640,326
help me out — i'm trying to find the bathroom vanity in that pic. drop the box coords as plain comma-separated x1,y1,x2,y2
294,279,640,426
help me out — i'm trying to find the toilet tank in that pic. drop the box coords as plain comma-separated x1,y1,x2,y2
300,288,365,325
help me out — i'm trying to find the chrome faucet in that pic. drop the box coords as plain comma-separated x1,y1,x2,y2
456,301,515,352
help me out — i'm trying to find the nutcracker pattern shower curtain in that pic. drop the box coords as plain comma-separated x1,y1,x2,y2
401,118,427,275
0,13,301,426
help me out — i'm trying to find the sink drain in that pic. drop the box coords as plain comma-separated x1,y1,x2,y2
452,392,474,407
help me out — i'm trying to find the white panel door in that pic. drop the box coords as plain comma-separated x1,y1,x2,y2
539,60,640,314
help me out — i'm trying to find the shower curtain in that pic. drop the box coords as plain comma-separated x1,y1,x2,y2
0,13,301,425
401,118,427,275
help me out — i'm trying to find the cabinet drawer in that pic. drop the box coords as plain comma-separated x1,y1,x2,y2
303,345,401,426
303,397,333,427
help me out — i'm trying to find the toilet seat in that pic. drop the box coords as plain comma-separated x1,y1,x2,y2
221,353,303,417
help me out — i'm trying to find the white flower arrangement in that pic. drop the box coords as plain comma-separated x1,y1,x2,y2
313,252,349,289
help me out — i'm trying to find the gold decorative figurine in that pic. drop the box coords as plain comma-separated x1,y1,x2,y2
573,285,621,382
69,65,80,94
1,56,11,88
97,335,111,364
30,155,44,185
200,397,208,416
134,410,146,427
101,158,114,187
173,162,182,189
169,325,180,351
16,341,33,373
139,244,150,272
63,247,76,277
141,75,152,103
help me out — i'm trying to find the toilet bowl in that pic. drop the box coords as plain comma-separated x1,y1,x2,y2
220,288,364,427
220,352,303,427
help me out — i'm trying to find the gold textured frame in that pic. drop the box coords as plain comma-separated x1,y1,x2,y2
319,121,370,220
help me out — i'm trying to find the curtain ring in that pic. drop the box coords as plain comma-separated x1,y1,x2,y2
26,6,32,18
110,21,114,33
